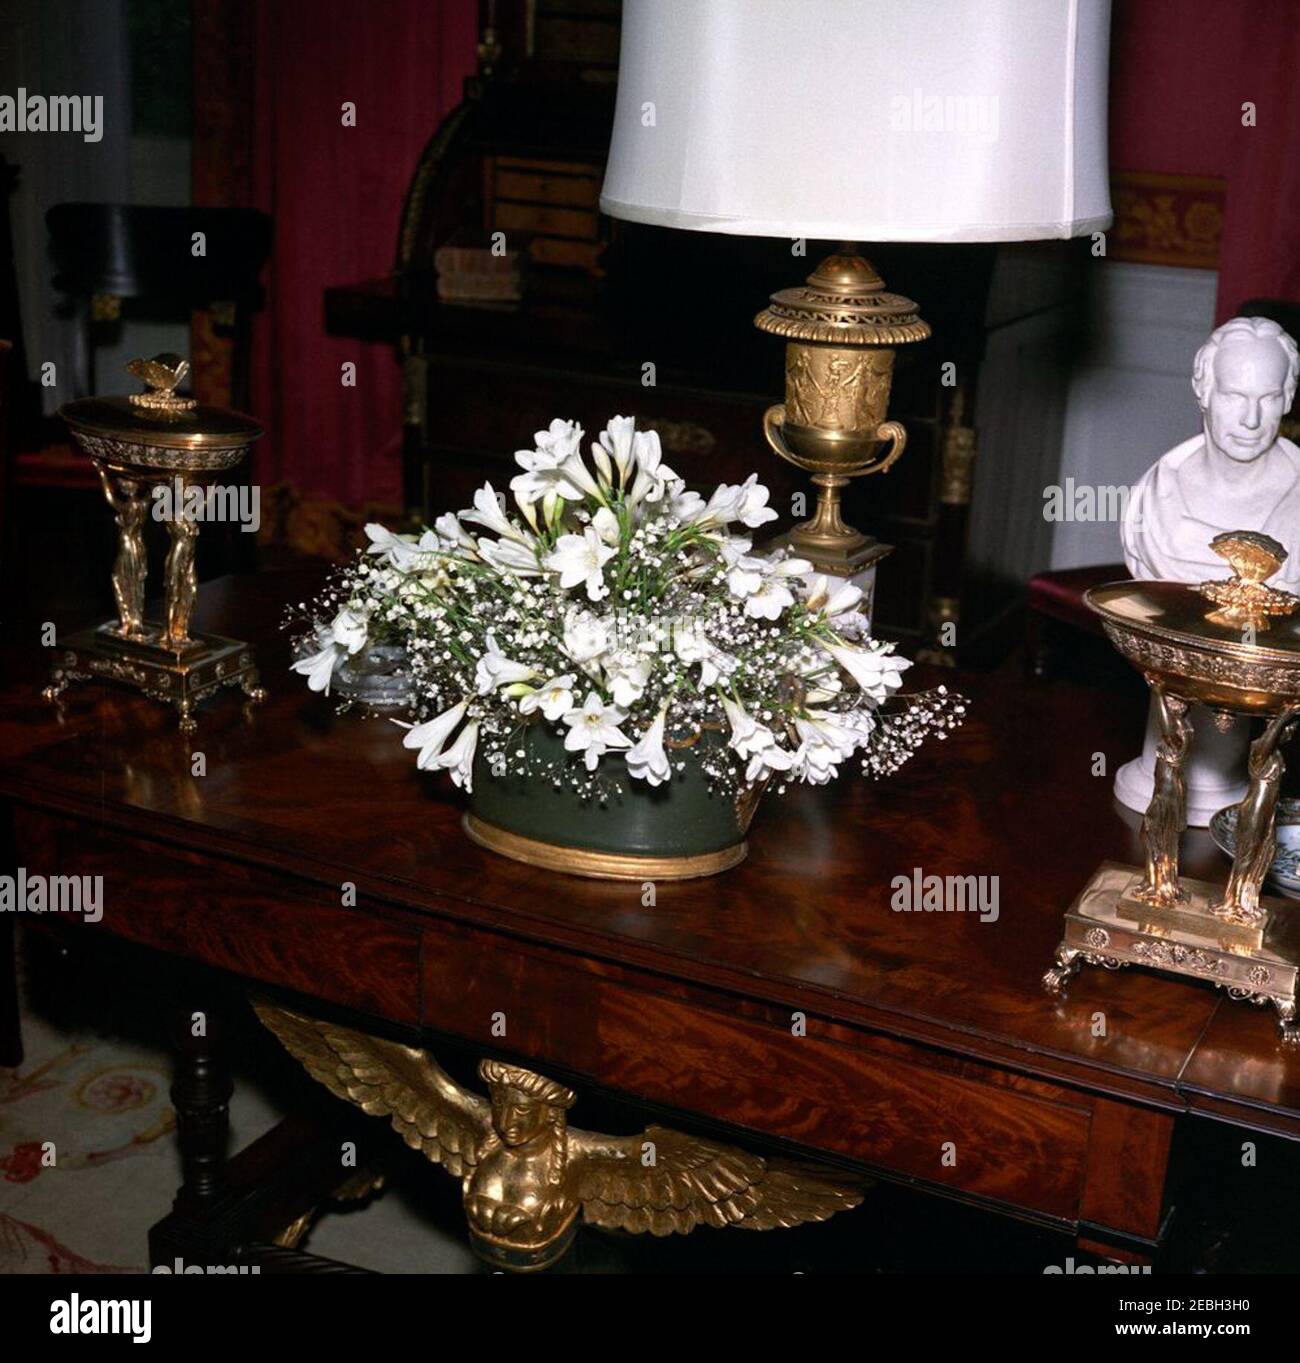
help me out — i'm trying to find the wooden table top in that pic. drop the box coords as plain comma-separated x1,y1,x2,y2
5,570,1299,1135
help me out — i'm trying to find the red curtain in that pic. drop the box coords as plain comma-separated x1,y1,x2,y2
1109,0,1300,320
251,0,477,513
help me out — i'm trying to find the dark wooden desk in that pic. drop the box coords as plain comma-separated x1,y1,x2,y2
3,571,1298,1268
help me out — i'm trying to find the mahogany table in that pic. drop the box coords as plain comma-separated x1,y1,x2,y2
3,570,1299,1270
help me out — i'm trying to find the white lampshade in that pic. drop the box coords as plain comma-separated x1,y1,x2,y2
601,0,1112,243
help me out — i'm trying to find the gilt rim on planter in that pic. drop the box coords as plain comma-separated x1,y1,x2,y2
462,814,748,880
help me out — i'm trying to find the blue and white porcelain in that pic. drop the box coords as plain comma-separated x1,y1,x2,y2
1209,798,1300,899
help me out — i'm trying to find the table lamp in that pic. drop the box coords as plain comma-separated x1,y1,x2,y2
601,0,1112,582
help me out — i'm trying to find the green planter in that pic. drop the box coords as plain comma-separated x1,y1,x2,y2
464,724,758,880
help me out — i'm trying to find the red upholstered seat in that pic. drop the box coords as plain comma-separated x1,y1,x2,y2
1027,564,1125,635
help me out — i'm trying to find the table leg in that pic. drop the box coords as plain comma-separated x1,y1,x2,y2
1077,1099,1174,1266
170,1000,233,1206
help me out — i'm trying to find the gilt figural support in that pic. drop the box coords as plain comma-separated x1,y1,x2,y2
162,503,200,650
254,1000,865,1271
1134,688,1193,909
98,469,149,640
1217,703,1300,926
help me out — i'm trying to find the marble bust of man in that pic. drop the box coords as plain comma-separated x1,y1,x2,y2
1122,317,1300,590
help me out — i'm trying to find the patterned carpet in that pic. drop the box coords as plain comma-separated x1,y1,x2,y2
0,930,474,1274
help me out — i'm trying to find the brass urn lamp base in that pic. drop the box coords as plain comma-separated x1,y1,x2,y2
754,248,929,580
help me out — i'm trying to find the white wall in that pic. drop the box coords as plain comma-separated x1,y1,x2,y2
1049,262,1218,569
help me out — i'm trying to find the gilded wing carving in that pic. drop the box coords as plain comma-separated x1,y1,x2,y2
253,1001,490,1176
571,1124,865,1235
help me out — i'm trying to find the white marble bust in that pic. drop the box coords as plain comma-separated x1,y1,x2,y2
1122,317,1300,590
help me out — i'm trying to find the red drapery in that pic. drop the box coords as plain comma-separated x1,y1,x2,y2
250,0,477,515
1109,0,1300,321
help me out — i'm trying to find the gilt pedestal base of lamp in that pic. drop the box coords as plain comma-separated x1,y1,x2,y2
755,249,928,627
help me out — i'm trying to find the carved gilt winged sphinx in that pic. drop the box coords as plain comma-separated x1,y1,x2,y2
255,1000,866,1270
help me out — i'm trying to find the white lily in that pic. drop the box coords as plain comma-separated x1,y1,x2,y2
460,483,532,545
720,695,777,760
522,419,606,504
726,555,766,599
591,505,622,546
291,641,343,695
330,606,370,655
745,739,798,783
668,486,706,523
792,738,840,785
431,511,467,548
518,674,577,722
562,692,632,771
546,526,616,601
364,522,421,569
562,610,611,667
475,634,540,694
589,438,613,488
744,579,796,620
510,447,566,507
396,699,468,769
595,415,638,487
822,640,909,703
794,713,864,784
626,704,671,786
734,473,779,528
605,654,651,708
804,574,864,617
476,535,543,576
512,422,599,505
673,620,736,687
796,711,861,758
627,430,679,506
434,720,479,791
684,482,743,529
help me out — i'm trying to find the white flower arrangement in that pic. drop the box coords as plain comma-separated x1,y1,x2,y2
289,416,965,798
